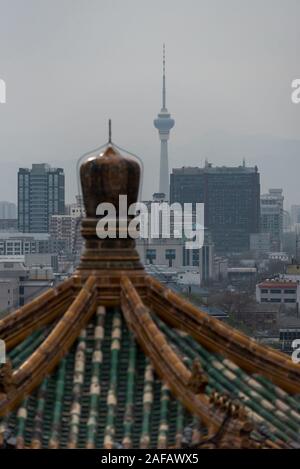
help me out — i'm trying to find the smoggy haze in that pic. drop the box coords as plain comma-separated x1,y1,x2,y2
0,0,299,207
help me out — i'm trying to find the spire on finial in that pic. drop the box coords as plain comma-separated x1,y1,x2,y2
108,119,112,144
162,43,166,110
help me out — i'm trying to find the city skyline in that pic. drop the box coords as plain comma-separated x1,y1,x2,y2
0,160,292,213
0,0,299,207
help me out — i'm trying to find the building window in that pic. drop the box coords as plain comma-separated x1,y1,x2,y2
146,249,156,265
284,289,296,294
270,289,281,294
165,249,176,268
261,289,268,294
284,299,296,303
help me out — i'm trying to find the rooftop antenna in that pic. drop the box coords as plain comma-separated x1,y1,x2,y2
162,44,166,110
108,119,112,144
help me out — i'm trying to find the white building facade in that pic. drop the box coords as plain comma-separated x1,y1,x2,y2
256,280,300,308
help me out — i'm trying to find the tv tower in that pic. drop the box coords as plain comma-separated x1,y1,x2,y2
154,44,175,199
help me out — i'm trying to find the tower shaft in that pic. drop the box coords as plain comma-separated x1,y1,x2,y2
159,140,169,195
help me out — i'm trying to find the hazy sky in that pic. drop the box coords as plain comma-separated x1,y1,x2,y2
0,0,300,207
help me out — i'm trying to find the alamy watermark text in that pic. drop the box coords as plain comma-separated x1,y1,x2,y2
0,78,6,104
291,78,300,103
96,196,205,250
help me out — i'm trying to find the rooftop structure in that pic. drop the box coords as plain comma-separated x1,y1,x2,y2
0,139,299,449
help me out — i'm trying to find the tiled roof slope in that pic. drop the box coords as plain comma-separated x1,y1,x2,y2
1,308,193,449
0,274,299,449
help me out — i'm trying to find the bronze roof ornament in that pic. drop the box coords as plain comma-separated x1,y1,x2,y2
75,122,145,304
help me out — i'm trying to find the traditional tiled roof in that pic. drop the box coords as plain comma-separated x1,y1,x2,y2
0,274,299,449
0,143,299,449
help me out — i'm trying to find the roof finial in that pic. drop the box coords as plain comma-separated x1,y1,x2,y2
108,119,112,144
162,43,166,110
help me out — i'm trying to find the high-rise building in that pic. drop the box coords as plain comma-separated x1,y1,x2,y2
0,201,17,219
250,232,271,258
66,194,85,218
50,215,79,255
18,163,65,233
283,210,292,231
153,45,175,199
291,205,300,226
0,219,18,231
170,162,260,254
50,195,84,270
260,189,284,251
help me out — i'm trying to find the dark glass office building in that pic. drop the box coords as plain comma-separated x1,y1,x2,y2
170,164,260,254
18,164,65,233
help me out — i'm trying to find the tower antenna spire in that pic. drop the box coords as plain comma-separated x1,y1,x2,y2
162,43,166,110
108,119,112,144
